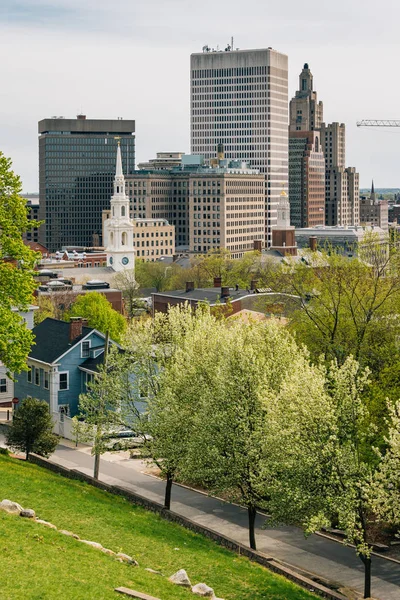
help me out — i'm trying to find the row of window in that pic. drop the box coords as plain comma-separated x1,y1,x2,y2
27,366,70,390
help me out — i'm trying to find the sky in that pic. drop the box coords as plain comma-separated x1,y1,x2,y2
1,0,399,191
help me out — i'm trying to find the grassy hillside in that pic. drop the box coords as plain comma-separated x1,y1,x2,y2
0,454,317,600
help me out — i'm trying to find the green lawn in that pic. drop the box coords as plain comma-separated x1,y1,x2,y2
0,454,316,600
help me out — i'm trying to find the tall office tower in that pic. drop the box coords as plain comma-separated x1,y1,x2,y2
38,115,135,251
288,132,325,227
320,122,359,226
289,63,323,132
190,46,288,246
288,65,325,227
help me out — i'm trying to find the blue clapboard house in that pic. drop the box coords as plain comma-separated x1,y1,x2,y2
14,317,118,418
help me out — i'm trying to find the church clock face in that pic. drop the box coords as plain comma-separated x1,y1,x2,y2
109,256,113,265
122,257,129,265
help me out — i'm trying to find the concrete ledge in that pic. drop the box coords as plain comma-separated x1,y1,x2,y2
115,587,161,600
28,454,347,600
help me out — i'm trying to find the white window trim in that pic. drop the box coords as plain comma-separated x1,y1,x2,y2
44,371,49,390
59,371,69,391
81,339,91,358
27,367,32,383
0,378,7,394
34,368,40,386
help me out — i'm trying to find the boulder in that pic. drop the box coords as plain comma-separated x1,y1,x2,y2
0,499,23,515
80,540,103,550
145,568,163,576
191,583,215,597
116,552,138,566
36,519,57,529
101,548,116,556
169,569,191,587
20,509,36,519
59,530,80,539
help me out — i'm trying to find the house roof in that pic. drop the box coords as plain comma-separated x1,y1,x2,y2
79,353,105,373
152,287,250,304
29,318,94,364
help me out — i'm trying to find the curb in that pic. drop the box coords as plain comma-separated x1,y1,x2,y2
316,531,400,566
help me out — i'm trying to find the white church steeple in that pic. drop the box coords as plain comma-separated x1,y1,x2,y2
104,142,135,272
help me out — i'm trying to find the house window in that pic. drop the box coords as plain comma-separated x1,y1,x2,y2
0,379,7,393
81,341,90,358
59,372,69,391
35,368,40,386
44,371,49,390
27,367,32,383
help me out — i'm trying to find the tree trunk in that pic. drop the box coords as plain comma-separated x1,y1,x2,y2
94,452,100,480
248,504,257,550
360,553,372,599
164,472,173,510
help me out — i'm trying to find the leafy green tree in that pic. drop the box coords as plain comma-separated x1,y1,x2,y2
77,339,122,479
6,397,58,460
264,357,400,600
0,152,41,374
112,269,139,318
68,292,126,342
178,318,327,550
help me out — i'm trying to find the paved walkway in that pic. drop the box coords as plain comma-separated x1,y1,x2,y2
2,433,400,600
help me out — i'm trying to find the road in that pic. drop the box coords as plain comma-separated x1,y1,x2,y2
2,433,400,600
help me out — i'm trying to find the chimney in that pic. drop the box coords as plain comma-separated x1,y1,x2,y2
214,276,222,288
69,317,83,342
77,114,86,120
250,279,258,291
221,286,230,298
309,236,317,252
185,281,195,293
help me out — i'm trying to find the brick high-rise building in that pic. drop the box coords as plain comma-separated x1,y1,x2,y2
38,115,135,251
190,46,288,247
289,63,323,132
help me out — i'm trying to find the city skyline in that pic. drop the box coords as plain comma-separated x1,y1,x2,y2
1,0,399,190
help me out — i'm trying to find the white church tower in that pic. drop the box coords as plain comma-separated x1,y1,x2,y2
105,142,135,272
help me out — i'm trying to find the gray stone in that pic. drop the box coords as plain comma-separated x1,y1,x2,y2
101,548,116,556
145,568,163,576
0,499,23,515
20,509,36,519
59,530,80,539
36,519,57,529
116,552,138,565
168,569,191,587
80,540,103,550
191,583,215,597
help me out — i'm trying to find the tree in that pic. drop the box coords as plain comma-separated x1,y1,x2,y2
6,397,58,460
112,269,139,318
77,338,122,479
68,292,126,342
264,357,400,600
0,152,41,374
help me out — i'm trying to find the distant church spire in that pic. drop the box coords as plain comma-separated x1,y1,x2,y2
371,179,376,203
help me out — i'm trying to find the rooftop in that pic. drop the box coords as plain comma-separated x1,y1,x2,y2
28,318,94,364
153,287,251,304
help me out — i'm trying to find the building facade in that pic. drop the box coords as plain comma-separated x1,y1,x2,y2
359,182,388,230
190,47,289,246
38,115,135,251
137,152,185,170
21,194,41,244
289,63,323,132
288,132,325,227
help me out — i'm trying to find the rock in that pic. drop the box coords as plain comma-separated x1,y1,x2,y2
191,583,215,597
0,499,23,515
145,568,163,576
116,552,138,566
36,519,57,529
101,548,116,556
20,509,36,519
169,569,191,587
59,530,80,539
80,540,103,550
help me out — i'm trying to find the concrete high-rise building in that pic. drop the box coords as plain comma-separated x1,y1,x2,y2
320,122,346,168
288,132,325,228
38,115,135,251
289,63,323,132
21,194,41,244
125,153,265,258
190,46,288,246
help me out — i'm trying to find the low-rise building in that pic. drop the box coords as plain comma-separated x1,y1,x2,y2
14,317,119,417
295,225,386,256
359,183,388,230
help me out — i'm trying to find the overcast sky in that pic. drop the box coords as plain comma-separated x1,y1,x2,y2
1,0,399,191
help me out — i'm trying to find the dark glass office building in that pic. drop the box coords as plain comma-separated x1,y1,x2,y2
39,115,135,251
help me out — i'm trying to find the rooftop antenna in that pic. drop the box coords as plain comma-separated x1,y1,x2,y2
231,36,234,51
